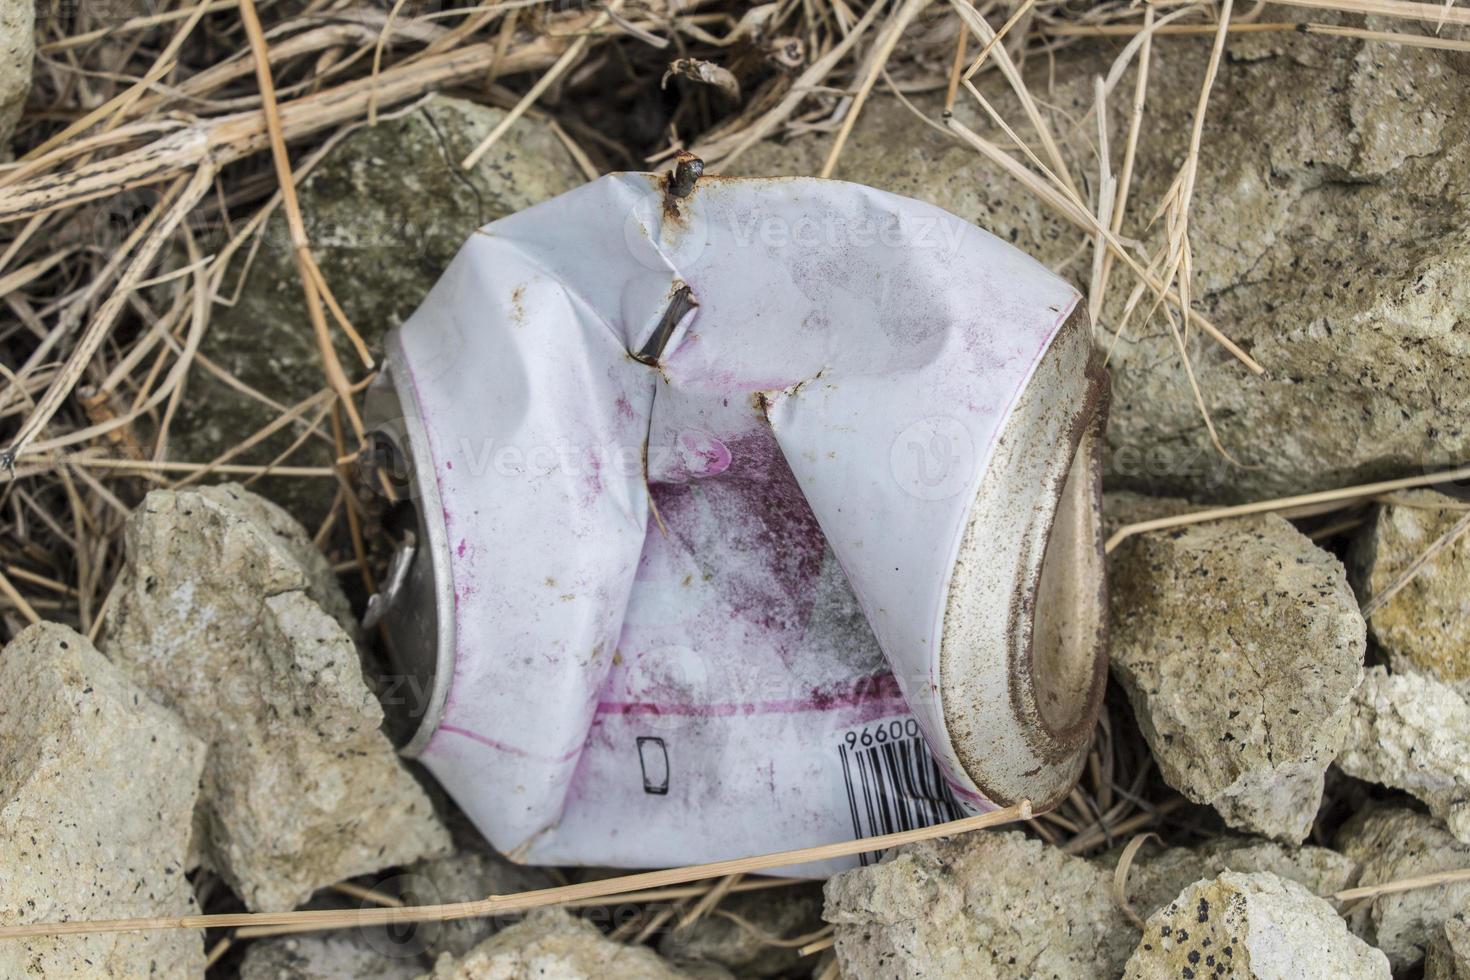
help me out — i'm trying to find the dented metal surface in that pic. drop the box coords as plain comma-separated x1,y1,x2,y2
364,167,1108,872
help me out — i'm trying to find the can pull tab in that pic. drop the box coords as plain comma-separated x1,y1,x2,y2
363,530,417,631
631,283,698,367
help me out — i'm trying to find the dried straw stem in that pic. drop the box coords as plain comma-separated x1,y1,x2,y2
0,9,619,223
0,802,1030,940
1332,867,1470,903
1269,0,1470,26
1360,507,1470,619
238,0,365,440
1105,464,1470,553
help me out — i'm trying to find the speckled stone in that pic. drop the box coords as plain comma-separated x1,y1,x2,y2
736,24,1470,502
171,96,585,525
241,933,422,980
1426,909,1470,980
101,484,451,911
1353,492,1470,695
1107,496,1366,842
417,908,697,979
1105,836,1356,922
1336,805,1470,970
823,830,1136,979
1337,667,1470,844
1122,871,1389,979
0,622,206,978
0,0,31,149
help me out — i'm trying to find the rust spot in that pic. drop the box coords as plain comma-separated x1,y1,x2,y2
510,284,527,326
784,367,825,398
749,369,825,422
751,390,773,420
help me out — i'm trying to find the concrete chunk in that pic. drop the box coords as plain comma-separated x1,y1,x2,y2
1108,500,1366,841
417,908,696,979
1337,667,1470,843
1426,909,1470,980
1110,836,1356,922
1353,492,1470,695
1122,871,1389,979
823,830,1135,979
1336,805,1470,970
0,622,206,978
102,484,450,911
241,933,422,980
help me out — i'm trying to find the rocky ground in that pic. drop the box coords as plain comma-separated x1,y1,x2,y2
2,1,1469,979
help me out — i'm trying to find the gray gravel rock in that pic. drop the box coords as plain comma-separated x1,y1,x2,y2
417,908,696,979
1427,909,1470,980
736,27,1470,501
241,934,422,980
399,849,556,959
171,96,585,525
102,484,450,911
1336,805,1470,970
0,622,206,978
823,830,1135,979
0,0,31,150
1353,492,1470,694
1107,498,1366,841
823,828,1363,979
1122,871,1389,979
1109,836,1356,922
1337,667,1470,843
658,883,824,978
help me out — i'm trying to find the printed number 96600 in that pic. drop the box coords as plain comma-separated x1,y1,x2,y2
843,718,921,748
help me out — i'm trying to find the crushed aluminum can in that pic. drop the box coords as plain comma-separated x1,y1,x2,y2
362,159,1109,873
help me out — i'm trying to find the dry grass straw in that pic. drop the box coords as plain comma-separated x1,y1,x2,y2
236,876,809,942
1108,830,1470,923
0,801,1031,940
1359,505,1470,618
675,871,741,928
0,0,724,639
1105,463,1470,553
1050,20,1470,48
1333,867,1470,903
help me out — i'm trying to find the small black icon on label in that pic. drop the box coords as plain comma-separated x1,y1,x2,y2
637,736,670,795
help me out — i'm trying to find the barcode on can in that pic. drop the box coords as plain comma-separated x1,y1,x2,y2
838,721,964,865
